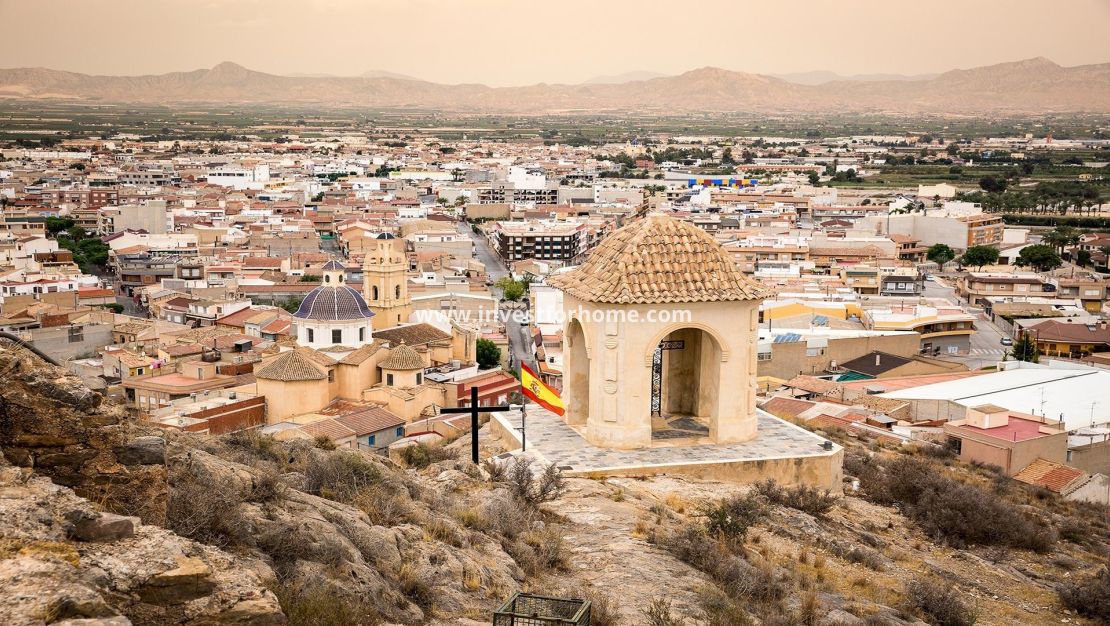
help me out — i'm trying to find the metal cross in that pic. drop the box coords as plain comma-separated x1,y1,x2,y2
439,386,512,464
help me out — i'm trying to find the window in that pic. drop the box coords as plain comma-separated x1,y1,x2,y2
332,329,342,344
67,327,83,343
416,373,422,385
359,327,365,342
368,434,376,446
386,373,394,386
372,285,379,300
135,368,144,376
328,370,334,382
395,285,401,299
395,427,404,437
307,328,314,342
757,352,772,361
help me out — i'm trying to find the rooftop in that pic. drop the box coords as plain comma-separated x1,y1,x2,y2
548,213,770,305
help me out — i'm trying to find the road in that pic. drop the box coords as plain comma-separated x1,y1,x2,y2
926,276,1010,369
457,221,536,372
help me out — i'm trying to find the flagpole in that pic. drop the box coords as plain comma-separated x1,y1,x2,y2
519,396,527,452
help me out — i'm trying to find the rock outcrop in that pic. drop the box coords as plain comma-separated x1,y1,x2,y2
0,451,285,625
0,347,167,524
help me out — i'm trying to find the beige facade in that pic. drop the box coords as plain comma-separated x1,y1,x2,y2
757,332,921,380
550,213,771,450
363,237,413,329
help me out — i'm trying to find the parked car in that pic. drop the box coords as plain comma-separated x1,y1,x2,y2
1000,336,1014,346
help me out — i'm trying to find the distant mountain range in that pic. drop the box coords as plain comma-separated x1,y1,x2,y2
0,58,1107,114
770,70,939,85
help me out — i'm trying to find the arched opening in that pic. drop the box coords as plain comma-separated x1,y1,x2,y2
372,285,379,300
564,318,590,426
395,284,401,299
651,327,721,442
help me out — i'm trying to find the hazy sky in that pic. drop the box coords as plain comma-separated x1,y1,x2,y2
2,0,1108,86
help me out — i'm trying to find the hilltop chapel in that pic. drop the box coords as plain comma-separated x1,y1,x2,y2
548,213,772,449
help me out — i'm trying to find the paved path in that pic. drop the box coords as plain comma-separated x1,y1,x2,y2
497,406,838,473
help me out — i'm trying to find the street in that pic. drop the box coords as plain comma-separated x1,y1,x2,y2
927,276,1010,370
458,221,537,372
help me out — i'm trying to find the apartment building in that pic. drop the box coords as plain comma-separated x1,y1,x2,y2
489,220,588,262
957,272,1049,305
864,303,977,354
1053,278,1107,314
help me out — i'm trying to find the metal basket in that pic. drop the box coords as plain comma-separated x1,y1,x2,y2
493,592,591,626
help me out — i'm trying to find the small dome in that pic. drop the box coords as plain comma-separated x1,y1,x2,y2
294,285,375,321
379,341,424,370
548,213,771,305
375,232,396,240
321,260,345,271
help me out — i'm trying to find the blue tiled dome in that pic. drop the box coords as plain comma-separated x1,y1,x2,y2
294,285,375,321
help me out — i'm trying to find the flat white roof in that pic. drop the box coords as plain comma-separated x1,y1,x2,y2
881,365,1110,431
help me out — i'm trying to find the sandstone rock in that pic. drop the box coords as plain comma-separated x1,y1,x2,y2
54,617,133,625
65,510,138,543
820,608,866,626
137,556,216,605
115,437,166,466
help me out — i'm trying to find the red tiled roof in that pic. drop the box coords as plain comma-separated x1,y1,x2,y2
761,396,815,420
1013,458,1087,493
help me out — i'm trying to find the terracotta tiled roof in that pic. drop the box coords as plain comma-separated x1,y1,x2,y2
379,342,424,370
760,396,816,420
298,419,356,440
1013,458,1087,494
548,213,770,304
785,375,843,396
374,323,451,347
333,406,404,435
338,340,386,365
256,350,327,381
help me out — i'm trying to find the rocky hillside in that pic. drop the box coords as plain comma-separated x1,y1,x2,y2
1,58,1108,114
2,340,1109,625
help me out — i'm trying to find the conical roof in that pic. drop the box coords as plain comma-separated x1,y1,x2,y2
547,213,772,304
379,341,424,370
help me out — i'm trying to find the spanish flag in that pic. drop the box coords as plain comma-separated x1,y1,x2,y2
520,363,565,416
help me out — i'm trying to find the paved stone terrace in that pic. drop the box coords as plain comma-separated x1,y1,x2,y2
494,406,839,473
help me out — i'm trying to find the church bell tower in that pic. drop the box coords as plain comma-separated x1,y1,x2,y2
362,234,412,330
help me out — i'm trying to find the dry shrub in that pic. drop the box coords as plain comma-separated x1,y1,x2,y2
700,491,767,541
505,457,566,507
397,563,435,607
351,482,414,526
906,577,977,626
247,465,286,503
857,456,1055,552
303,451,381,502
697,587,753,626
506,523,566,576
555,584,622,626
1058,566,1110,622
313,434,337,450
397,442,456,469
754,479,838,518
269,580,381,626
167,465,248,548
843,545,885,571
257,521,348,569
642,597,686,626
226,428,282,463
657,524,785,607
